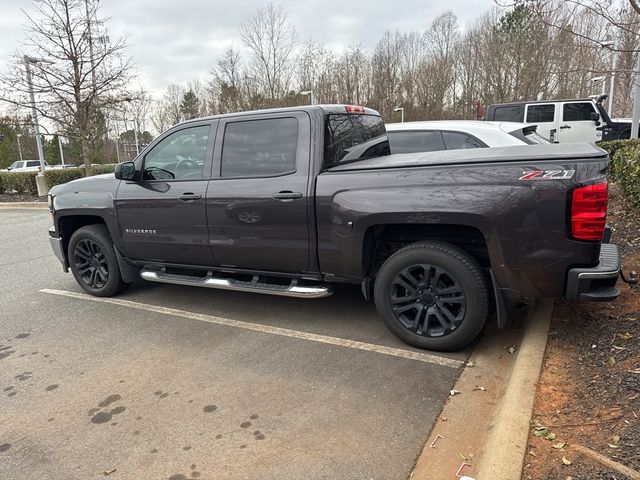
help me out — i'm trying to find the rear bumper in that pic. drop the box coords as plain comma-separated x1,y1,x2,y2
565,243,620,301
49,226,68,271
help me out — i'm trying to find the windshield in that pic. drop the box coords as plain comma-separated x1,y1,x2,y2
323,114,390,169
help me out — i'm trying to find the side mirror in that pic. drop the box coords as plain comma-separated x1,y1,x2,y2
590,112,601,125
114,161,136,181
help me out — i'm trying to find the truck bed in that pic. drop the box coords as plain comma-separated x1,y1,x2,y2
328,143,607,171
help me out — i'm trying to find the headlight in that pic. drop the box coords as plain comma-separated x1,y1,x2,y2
47,194,53,212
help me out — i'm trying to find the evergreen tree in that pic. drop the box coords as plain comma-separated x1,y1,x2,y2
180,90,200,120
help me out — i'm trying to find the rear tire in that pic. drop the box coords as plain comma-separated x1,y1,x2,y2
374,241,488,351
68,224,128,297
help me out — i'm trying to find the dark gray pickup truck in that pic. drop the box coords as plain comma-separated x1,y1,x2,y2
48,104,621,351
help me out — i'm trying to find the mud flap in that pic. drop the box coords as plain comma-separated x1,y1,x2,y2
490,270,508,329
114,247,140,284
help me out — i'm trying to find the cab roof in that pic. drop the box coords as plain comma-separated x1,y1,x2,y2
179,104,381,126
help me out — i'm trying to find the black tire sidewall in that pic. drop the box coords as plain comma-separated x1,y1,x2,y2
68,226,123,297
374,243,488,351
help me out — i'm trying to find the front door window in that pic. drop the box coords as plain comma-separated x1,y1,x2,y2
143,126,209,181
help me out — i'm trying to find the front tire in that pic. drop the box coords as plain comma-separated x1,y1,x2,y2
374,241,488,351
68,225,127,297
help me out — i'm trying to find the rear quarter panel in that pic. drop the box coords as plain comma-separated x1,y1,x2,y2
315,157,608,297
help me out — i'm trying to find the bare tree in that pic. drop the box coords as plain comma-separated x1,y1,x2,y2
0,0,136,171
149,101,172,136
423,12,459,117
214,47,243,90
240,3,297,102
370,32,403,119
156,84,184,128
615,4,640,116
153,0,639,126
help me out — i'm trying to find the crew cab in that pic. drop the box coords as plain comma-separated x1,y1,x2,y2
485,95,633,143
47,104,621,351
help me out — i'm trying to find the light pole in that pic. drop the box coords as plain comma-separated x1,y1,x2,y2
24,55,52,181
631,52,640,139
114,122,121,163
132,119,140,155
598,40,617,117
394,107,404,123
299,90,315,105
16,133,23,161
115,137,121,163
123,117,139,158
589,76,606,96
84,0,97,93
57,135,66,167
606,44,617,117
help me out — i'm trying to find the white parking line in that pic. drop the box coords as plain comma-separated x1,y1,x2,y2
40,288,464,369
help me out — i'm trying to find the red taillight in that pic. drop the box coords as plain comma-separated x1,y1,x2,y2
345,105,365,113
570,182,608,241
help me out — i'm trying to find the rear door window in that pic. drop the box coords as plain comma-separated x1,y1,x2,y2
526,104,555,123
323,114,390,169
26,161,40,167
388,131,445,154
442,132,486,150
563,102,595,121
492,105,524,122
221,117,298,178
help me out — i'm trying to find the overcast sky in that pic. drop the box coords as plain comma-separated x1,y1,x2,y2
0,0,495,99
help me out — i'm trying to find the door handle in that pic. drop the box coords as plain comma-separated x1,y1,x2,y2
559,124,571,129
179,193,202,201
273,191,303,201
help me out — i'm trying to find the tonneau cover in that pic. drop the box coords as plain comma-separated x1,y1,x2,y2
328,142,607,172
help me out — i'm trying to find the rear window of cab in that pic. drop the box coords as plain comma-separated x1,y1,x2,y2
323,114,390,170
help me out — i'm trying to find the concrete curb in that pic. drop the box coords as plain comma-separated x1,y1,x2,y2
474,298,553,480
410,316,523,480
0,202,47,209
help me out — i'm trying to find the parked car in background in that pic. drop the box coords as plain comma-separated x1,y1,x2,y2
50,164,79,169
7,160,50,172
386,121,548,154
485,95,633,143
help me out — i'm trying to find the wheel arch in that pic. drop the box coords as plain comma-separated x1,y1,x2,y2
362,223,491,281
56,211,118,262
361,223,518,329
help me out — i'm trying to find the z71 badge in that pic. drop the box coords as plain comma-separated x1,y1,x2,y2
519,170,575,181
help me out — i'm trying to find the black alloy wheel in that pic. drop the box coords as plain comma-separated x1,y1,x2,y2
73,238,109,289
374,241,488,351
390,264,466,338
68,224,128,297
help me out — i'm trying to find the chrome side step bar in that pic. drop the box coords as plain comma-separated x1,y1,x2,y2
140,268,332,299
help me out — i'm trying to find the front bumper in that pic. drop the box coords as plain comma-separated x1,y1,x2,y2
49,226,68,271
565,243,620,301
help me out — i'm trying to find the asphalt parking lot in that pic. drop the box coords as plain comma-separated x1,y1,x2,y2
0,208,471,480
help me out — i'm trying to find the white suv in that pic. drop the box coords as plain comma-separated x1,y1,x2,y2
7,160,50,172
